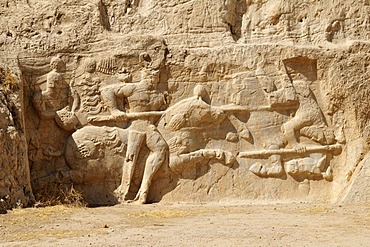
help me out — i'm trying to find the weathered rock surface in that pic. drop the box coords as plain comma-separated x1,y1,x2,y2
0,68,33,210
1,0,370,208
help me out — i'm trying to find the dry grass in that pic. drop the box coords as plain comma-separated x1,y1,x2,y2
130,206,252,220
34,183,87,208
1,205,94,242
0,67,18,93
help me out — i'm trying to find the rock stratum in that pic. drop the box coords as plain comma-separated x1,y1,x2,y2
1,0,370,208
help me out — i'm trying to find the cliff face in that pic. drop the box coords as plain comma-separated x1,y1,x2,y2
1,0,370,207
0,67,33,210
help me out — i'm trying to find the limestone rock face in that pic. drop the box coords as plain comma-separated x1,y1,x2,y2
0,69,33,210
1,0,370,207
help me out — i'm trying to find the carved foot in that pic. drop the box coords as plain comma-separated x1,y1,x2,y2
113,185,130,203
249,162,284,178
323,166,333,181
249,163,268,177
128,192,147,204
239,129,251,141
267,163,284,177
226,132,238,142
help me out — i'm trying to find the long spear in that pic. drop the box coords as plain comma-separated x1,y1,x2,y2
87,111,165,122
238,144,342,158
87,103,298,123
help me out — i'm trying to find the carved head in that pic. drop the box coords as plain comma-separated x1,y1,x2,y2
142,40,167,70
50,56,65,72
193,85,207,100
84,58,97,73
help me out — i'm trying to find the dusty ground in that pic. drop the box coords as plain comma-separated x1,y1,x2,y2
1,201,370,247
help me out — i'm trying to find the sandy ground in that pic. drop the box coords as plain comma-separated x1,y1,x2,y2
1,201,370,247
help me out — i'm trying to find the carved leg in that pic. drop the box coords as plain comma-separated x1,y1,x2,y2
169,150,205,174
169,149,235,175
316,155,333,181
249,144,284,178
316,155,327,171
131,129,168,204
282,115,309,148
115,130,145,202
227,114,252,142
201,149,235,165
266,153,284,177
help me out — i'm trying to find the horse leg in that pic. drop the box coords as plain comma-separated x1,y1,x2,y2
132,129,168,204
115,130,145,202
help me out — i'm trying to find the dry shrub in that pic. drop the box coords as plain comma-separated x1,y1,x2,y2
0,67,18,93
34,183,86,208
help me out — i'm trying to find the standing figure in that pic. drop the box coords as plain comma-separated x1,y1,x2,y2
100,57,169,204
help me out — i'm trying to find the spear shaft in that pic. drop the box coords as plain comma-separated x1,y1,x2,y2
238,144,342,158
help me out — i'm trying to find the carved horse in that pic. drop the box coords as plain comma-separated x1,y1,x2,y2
64,94,236,204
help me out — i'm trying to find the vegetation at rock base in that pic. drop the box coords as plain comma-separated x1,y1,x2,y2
34,183,86,208
0,66,18,93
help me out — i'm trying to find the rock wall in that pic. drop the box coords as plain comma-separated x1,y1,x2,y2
1,0,370,207
0,67,33,210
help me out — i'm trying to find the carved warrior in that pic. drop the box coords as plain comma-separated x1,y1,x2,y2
66,85,237,203
94,49,169,204
246,61,343,180
32,49,344,204
61,40,170,204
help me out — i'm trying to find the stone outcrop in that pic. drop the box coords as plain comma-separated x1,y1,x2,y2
1,0,370,208
0,67,33,210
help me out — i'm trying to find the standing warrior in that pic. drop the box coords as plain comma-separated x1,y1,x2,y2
100,52,169,204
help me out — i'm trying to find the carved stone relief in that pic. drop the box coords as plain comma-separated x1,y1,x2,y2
18,37,347,204
2,0,370,208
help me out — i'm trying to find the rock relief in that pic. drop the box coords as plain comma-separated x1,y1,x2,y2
19,37,346,204
3,0,370,210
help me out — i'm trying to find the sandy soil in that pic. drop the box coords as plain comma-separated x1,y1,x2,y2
1,201,370,247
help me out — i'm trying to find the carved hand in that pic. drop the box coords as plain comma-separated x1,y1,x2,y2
293,144,307,154
112,110,128,121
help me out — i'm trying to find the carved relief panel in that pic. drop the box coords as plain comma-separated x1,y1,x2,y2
19,35,347,205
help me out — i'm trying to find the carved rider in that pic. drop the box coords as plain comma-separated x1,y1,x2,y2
160,85,235,174
252,64,337,178
281,77,336,149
